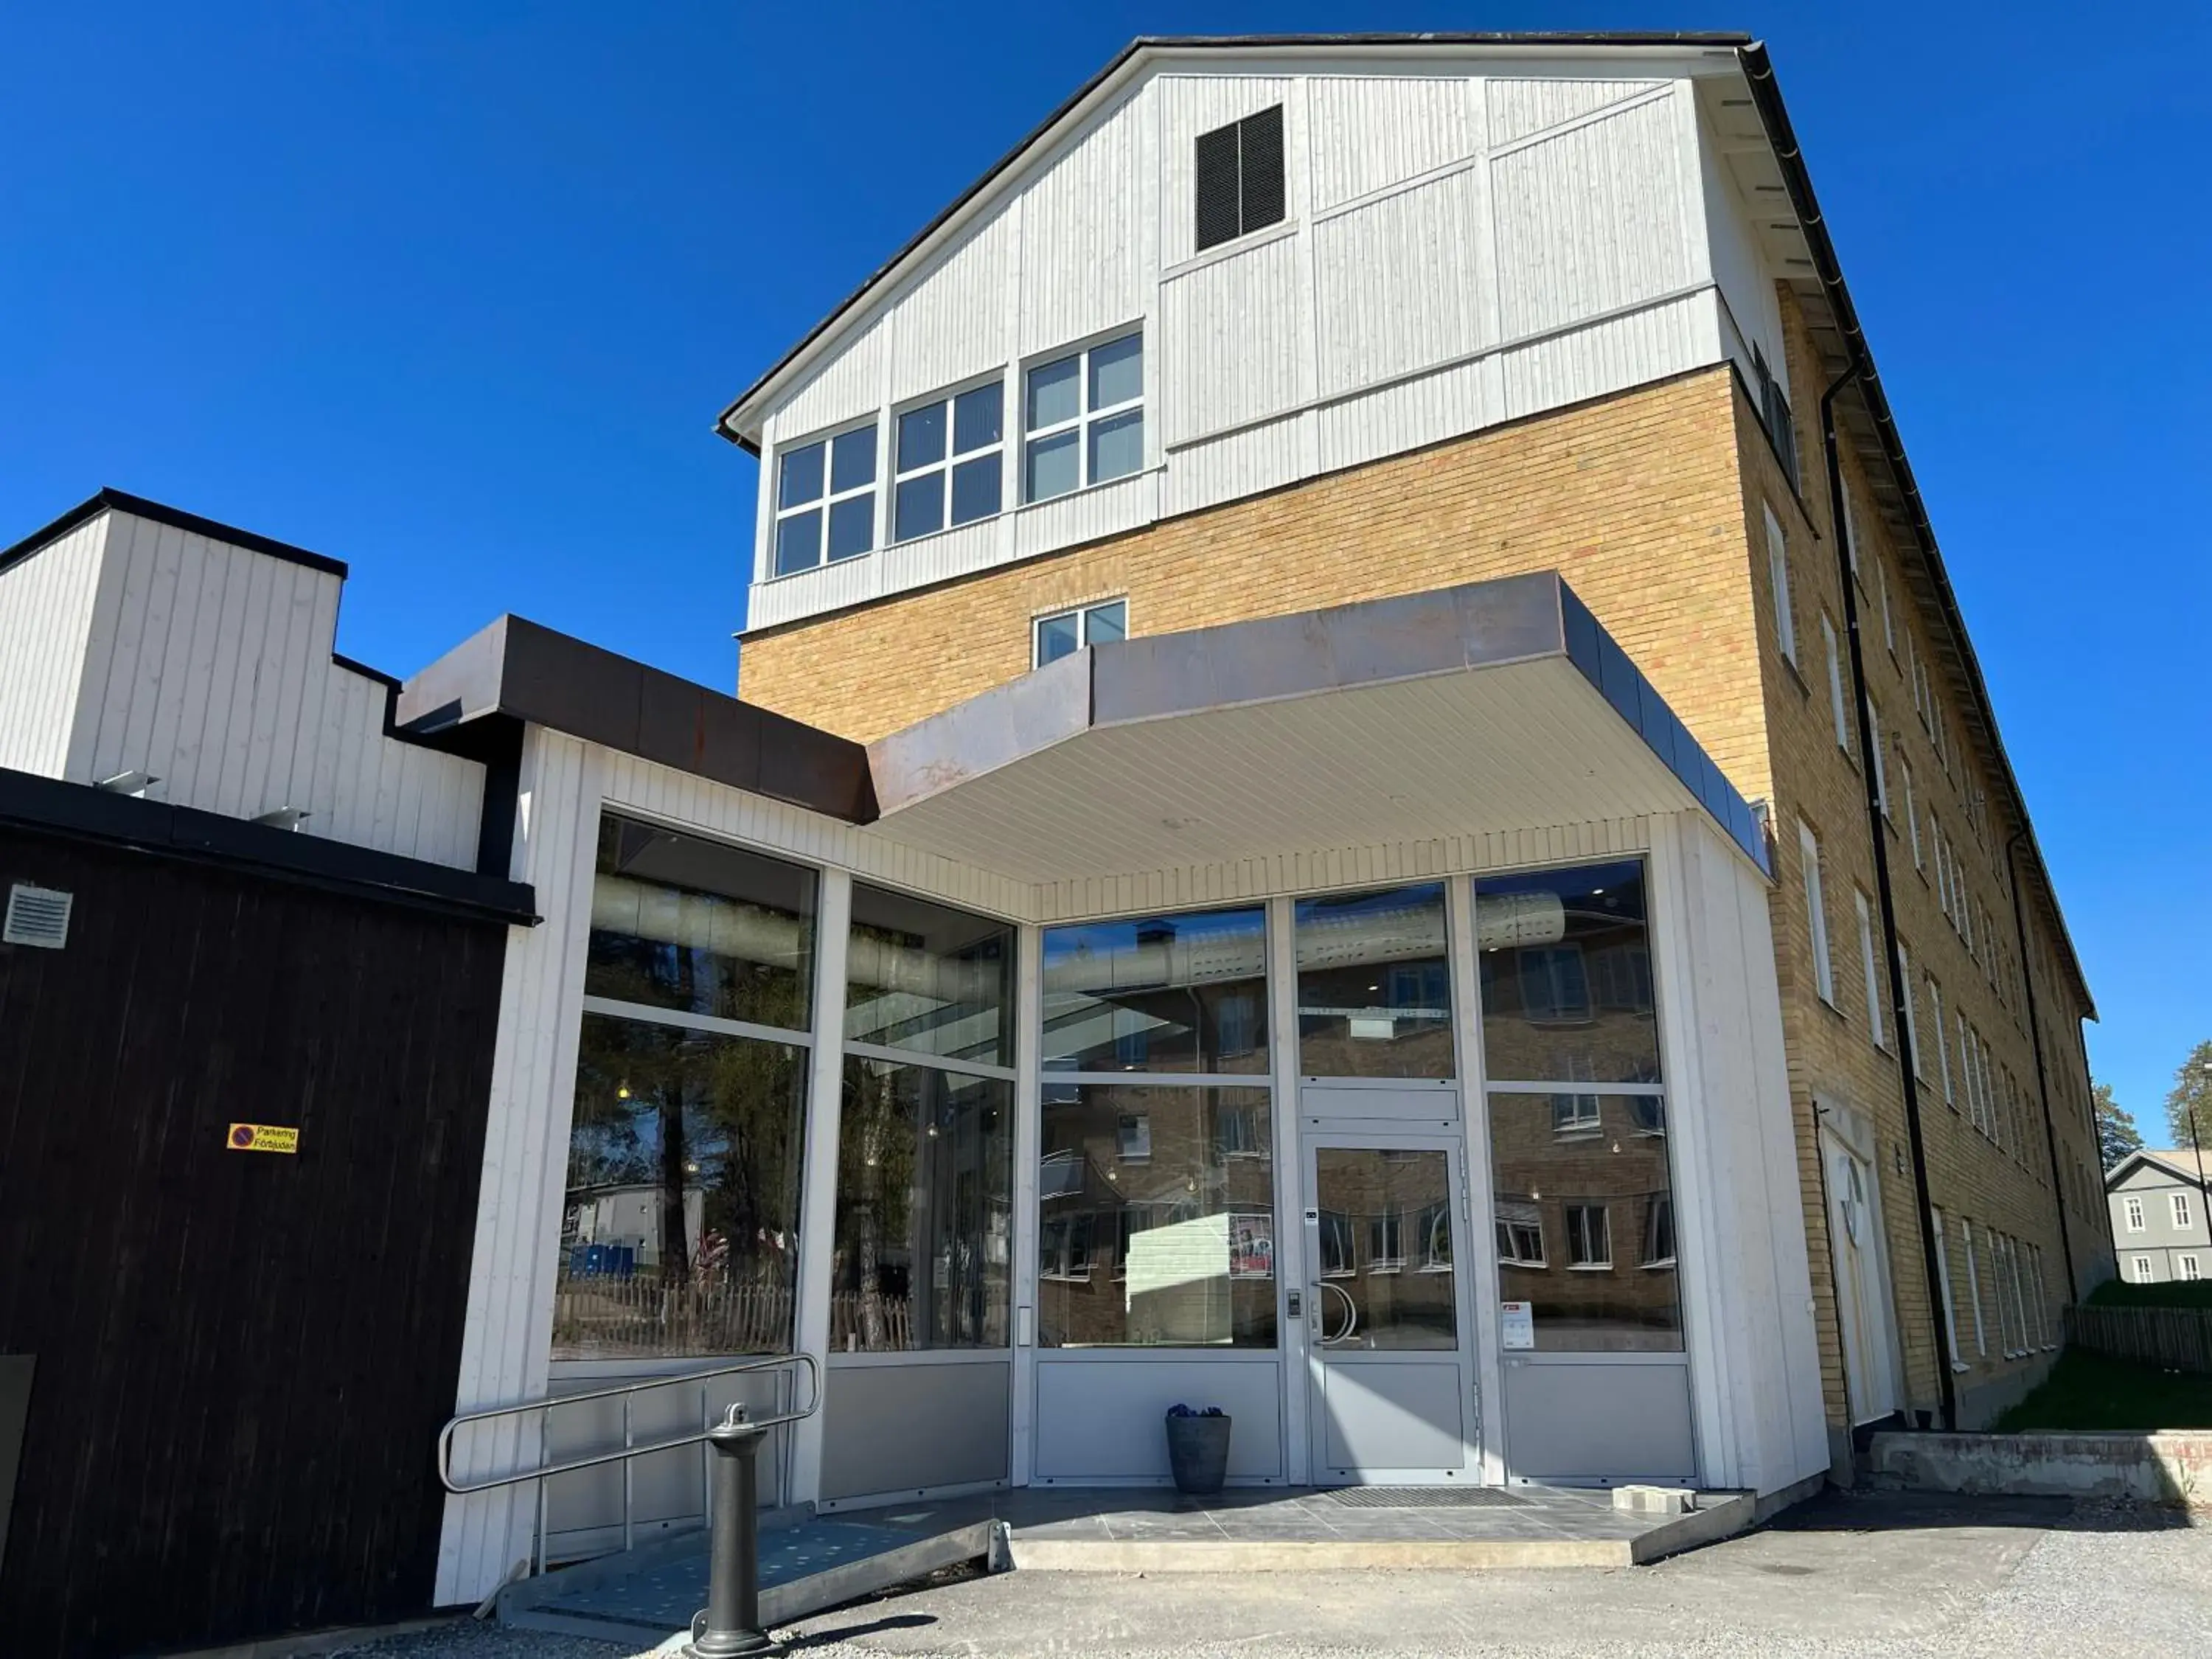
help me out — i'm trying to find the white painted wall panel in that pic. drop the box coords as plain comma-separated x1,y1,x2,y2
1158,416,1304,519
0,515,106,775
1018,88,1147,355
1492,91,1689,342
1486,77,1662,147
1312,167,1484,400
1009,471,1155,563
1305,74,1481,211
1158,232,1309,447
1700,100,1790,396
1153,74,1295,271
1498,291,1712,420
766,314,887,447
889,206,1014,403
55,509,481,869
1313,357,1493,476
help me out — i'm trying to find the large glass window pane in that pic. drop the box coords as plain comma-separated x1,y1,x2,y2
1026,354,1081,431
586,815,816,1032
773,509,821,576
1295,883,1453,1079
826,495,874,560
897,401,947,473
1312,1149,1456,1351
834,1060,1011,1352
776,440,824,509
1088,408,1144,484
846,883,1015,1066
1025,429,1079,502
1042,906,1268,1075
953,383,1002,452
1034,611,1080,666
949,453,1001,526
829,426,877,493
1475,860,1658,1085
556,1012,807,1358
894,471,945,542
1037,1084,1275,1348
1485,1091,1680,1352
1089,334,1143,409
1082,600,1126,645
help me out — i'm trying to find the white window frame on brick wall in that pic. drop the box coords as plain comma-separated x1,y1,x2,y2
1855,889,1886,1051
2125,1195,2146,1232
1961,1219,1989,1357
1899,941,1921,1076
1903,760,1922,868
1033,597,1129,668
1766,504,1798,667
2029,1245,2054,1349
1799,820,1836,1006
1866,698,1888,813
1879,560,1896,656
2174,1192,2194,1231
2006,1236,2031,1358
1930,977,1953,1106
1931,1208,1968,1371
1989,1234,2014,1357
1823,614,1850,754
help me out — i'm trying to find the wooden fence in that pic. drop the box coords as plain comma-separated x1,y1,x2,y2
2065,1303,2212,1376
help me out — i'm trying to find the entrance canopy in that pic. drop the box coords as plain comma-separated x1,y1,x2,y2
863,572,1769,887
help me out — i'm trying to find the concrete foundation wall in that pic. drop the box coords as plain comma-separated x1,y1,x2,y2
1868,1429,2212,1506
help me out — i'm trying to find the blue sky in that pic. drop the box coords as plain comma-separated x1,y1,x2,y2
4,4,2204,1121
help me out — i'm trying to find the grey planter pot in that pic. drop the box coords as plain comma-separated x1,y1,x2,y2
1165,1413,1231,1495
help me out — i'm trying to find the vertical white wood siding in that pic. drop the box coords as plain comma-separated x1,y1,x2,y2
745,52,1775,633
0,513,108,775
2,507,484,868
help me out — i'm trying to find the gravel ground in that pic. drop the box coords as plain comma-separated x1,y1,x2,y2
328,1493,2212,1659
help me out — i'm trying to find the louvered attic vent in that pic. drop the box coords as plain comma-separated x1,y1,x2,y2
3,883,72,949
1193,102,1286,254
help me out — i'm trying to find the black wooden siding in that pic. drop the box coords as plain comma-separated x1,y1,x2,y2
0,824,509,1657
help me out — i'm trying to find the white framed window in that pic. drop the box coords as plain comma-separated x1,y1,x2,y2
1641,1194,1677,1268
2126,1195,2146,1231
2028,1245,2053,1348
771,421,878,576
892,378,1004,542
1840,483,1860,576
1930,977,1952,1106
1023,333,1144,504
2174,1192,2194,1231
1799,821,1835,1006
1879,560,1896,655
1855,889,1886,1050
1866,698,1888,813
1932,1208,1966,1371
2183,1254,2203,1281
2006,1236,2031,1357
2134,1253,2155,1282
1034,597,1128,667
1565,1203,1612,1269
1899,941,1921,1074
1551,1088,1603,1138
1367,1208,1407,1274
1823,614,1850,752
1765,504,1797,667
1495,1201,1545,1267
1903,760,1922,868
1961,1220,1988,1356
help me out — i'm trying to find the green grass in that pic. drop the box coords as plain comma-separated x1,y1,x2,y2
1993,1347,2212,1432
2087,1276,2212,1311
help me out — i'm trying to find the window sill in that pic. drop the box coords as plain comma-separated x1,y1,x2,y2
1565,1262,1615,1273
1164,215,1301,282
1779,654,1812,698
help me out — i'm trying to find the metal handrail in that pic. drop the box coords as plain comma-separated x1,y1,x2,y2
437,1352,820,1497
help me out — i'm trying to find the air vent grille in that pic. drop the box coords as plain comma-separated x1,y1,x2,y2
3,883,72,949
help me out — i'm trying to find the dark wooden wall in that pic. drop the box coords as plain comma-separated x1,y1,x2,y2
0,824,509,1657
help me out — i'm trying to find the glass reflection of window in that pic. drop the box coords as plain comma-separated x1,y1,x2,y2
1368,1208,1405,1274
1642,1194,1677,1267
1551,1093,1601,1138
1520,945,1591,1023
844,883,1012,1067
1419,1203,1453,1273
1495,1202,1545,1267
1042,906,1268,1076
1630,1096,1667,1136
1041,1212,1094,1281
1294,882,1453,1080
1565,1204,1612,1270
1318,1211,1356,1279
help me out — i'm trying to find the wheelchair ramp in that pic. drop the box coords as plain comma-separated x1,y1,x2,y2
498,1503,999,1647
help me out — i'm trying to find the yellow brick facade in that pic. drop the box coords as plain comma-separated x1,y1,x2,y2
739,336,2104,1444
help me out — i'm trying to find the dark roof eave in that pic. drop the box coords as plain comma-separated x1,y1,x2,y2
0,487,349,580
714,31,1755,452
1734,42,2098,1022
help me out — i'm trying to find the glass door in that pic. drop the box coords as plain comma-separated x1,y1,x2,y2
1302,1134,1477,1482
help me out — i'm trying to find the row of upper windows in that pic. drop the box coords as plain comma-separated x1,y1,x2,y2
768,333,1147,579
2123,1192,2197,1233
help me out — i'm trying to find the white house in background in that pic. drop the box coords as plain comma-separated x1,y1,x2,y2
2107,1150,2212,1284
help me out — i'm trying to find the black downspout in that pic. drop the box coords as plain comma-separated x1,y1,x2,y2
2006,829,2079,1304
1822,361,1958,1432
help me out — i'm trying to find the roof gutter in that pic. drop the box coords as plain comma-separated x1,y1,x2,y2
1735,41,2096,1022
